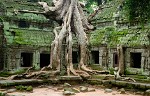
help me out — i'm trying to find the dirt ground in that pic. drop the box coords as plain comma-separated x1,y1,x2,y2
7,85,143,96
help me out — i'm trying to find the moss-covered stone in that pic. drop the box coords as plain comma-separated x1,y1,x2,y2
26,86,33,91
15,85,33,92
90,27,150,47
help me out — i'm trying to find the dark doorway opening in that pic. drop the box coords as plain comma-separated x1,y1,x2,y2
72,51,79,64
40,54,50,68
21,53,33,67
130,53,141,68
91,51,99,64
113,53,119,67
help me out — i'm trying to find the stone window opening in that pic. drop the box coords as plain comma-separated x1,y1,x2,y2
27,0,39,2
40,53,50,68
113,53,119,67
130,53,141,68
72,51,79,64
91,51,99,64
21,53,33,67
18,19,30,28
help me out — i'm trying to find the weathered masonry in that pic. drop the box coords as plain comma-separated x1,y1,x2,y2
89,46,150,75
0,0,150,75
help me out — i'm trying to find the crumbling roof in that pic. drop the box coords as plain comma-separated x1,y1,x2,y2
0,0,52,22
90,27,150,47
3,22,53,46
93,0,121,21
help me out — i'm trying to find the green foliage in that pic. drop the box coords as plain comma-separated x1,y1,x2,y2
108,68,114,75
90,27,149,47
26,86,33,91
89,64,103,71
124,68,133,75
90,29,105,46
124,0,150,24
80,0,98,13
16,13,47,22
13,29,33,45
12,28,53,46
16,85,33,92
95,0,120,21
0,69,26,77
0,92,5,96
126,84,133,89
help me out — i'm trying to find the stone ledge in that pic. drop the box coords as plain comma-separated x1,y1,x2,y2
59,76,82,81
87,79,150,90
0,78,150,90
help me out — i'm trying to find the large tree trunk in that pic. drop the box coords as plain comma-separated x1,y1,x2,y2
9,0,109,80
116,45,125,79
39,0,95,77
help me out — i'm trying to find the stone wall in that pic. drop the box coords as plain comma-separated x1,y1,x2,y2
7,46,50,70
91,46,150,74
125,48,150,75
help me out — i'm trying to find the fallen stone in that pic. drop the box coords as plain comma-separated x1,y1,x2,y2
145,89,150,96
63,90,75,95
57,87,63,90
80,86,88,92
105,88,112,93
26,86,33,92
6,89,17,93
64,88,73,92
64,83,71,87
88,88,96,92
112,93,116,95
135,91,144,95
120,88,126,94
0,89,6,91
72,88,80,93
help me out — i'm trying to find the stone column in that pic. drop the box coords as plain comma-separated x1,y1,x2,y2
99,47,103,66
33,50,40,70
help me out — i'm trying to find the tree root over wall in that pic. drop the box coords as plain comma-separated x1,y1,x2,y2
8,0,108,80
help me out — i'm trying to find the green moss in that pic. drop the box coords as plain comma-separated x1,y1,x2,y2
13,29,33,45
95,0,121,21
11,28,53,46
126,84,134,89
16,85,27,91
0,69,26,77
108,68,114,75
0,72,10,77
26,86,33,91
90,29,105,46
0,92,5,96
124,68,136,75
89,64,103,71
90,27,149,47
16,85,33,92
88,80,102,85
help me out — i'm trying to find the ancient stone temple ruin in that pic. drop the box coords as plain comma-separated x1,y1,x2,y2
0,0,150,76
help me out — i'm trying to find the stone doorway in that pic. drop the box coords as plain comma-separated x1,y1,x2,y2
130,53,141,68
21,53,33,67
40,54,50,68
91,51,99,64
72,51,79,64
113,53,118,67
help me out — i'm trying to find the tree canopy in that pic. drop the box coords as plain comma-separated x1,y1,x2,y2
125,0,150,23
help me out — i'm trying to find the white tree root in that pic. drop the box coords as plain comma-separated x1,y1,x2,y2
9,0,105,80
